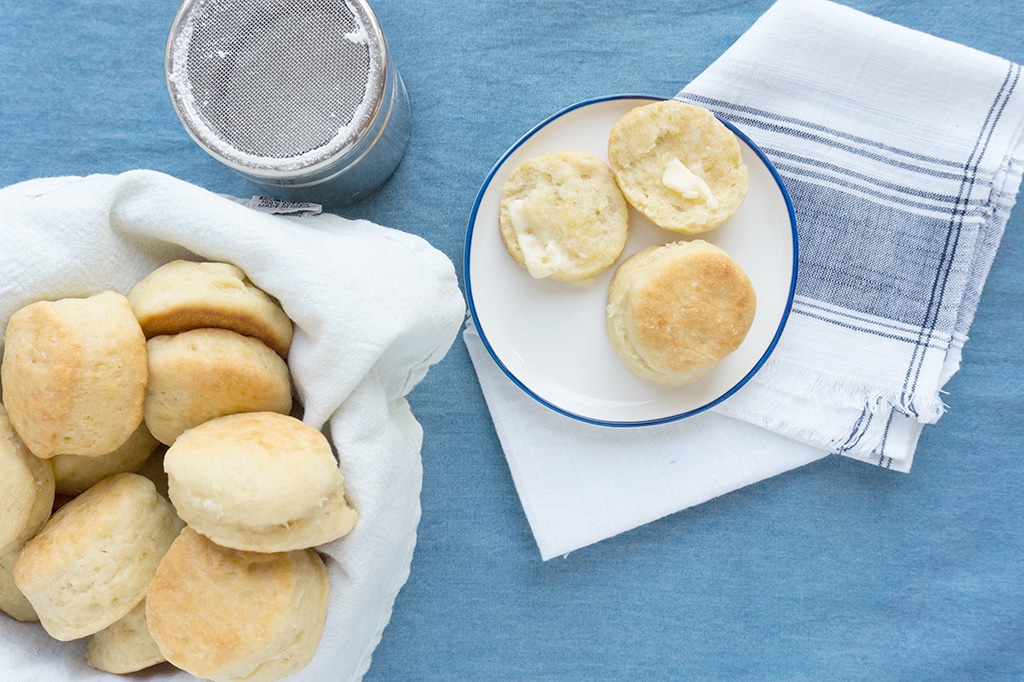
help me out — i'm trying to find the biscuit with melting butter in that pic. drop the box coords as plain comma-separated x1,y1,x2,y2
608,100,748,234
127,260,294,358
605,240,756,385
499,151,629,285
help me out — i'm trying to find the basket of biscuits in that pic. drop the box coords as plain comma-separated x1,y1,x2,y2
0,170,465,681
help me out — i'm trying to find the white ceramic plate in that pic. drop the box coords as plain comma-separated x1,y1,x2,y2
465,94,797,426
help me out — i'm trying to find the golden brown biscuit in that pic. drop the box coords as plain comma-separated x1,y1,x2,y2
0,544,37,622
0,404,54,550
127,260,294,358
0,398,49,624
147,527,329,682
51,423,160,496
86,599,166,674
164,412,357,552
498,151,629,285
12,473,184,641
144,328,293,445
605,240,756,385
1,291,148,458
607,100,748,234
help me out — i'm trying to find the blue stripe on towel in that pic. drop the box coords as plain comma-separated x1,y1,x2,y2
784,179,958,325
681,93,970,169
902,61,1022,412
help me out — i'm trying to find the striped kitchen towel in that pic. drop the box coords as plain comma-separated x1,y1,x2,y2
679,0,1024,471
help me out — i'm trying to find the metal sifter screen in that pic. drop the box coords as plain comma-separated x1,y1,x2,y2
166,0,386,174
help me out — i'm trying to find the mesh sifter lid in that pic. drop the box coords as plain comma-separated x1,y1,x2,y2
166,0,389,179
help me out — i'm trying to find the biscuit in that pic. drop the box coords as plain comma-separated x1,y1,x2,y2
0,404,55,550
146,527,329,682
607,100,748,234
127,260,294,358
1,291,148,458
164,412,357,552
0,544,37,622
605,240,756,385
498,151,629,285
12,473,184,640
51,423,160,496
144,328,293,445
86,599,165,674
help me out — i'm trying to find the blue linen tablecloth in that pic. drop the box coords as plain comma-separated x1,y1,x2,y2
2,1,1023,679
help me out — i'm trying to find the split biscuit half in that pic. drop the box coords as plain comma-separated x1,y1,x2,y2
608,99,748,235
499,151,629,285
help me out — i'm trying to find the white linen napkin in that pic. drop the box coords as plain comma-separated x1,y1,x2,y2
0,170,466,680
464,0,1024,559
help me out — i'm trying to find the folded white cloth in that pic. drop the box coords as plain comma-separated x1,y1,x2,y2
0,170,465,680
465,323,827,560
465,0,1024,559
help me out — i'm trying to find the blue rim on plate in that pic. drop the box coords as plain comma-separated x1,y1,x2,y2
465,93,798,427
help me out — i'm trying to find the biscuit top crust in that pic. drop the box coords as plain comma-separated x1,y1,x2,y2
12,473,182,641
164,412,343,528
628,242,756,376
147,528,296,666
630,244,753,372
143,328,293,446
1,291,148,458
127,260,294,358
606,240,757,384
146,527,329,681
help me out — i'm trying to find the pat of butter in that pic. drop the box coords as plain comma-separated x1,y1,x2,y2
662,158,719,209
508,199,571,279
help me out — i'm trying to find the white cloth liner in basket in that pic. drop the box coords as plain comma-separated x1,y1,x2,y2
0,169,466,681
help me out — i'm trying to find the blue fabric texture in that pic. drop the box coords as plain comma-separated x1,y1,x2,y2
1,1,1023,680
